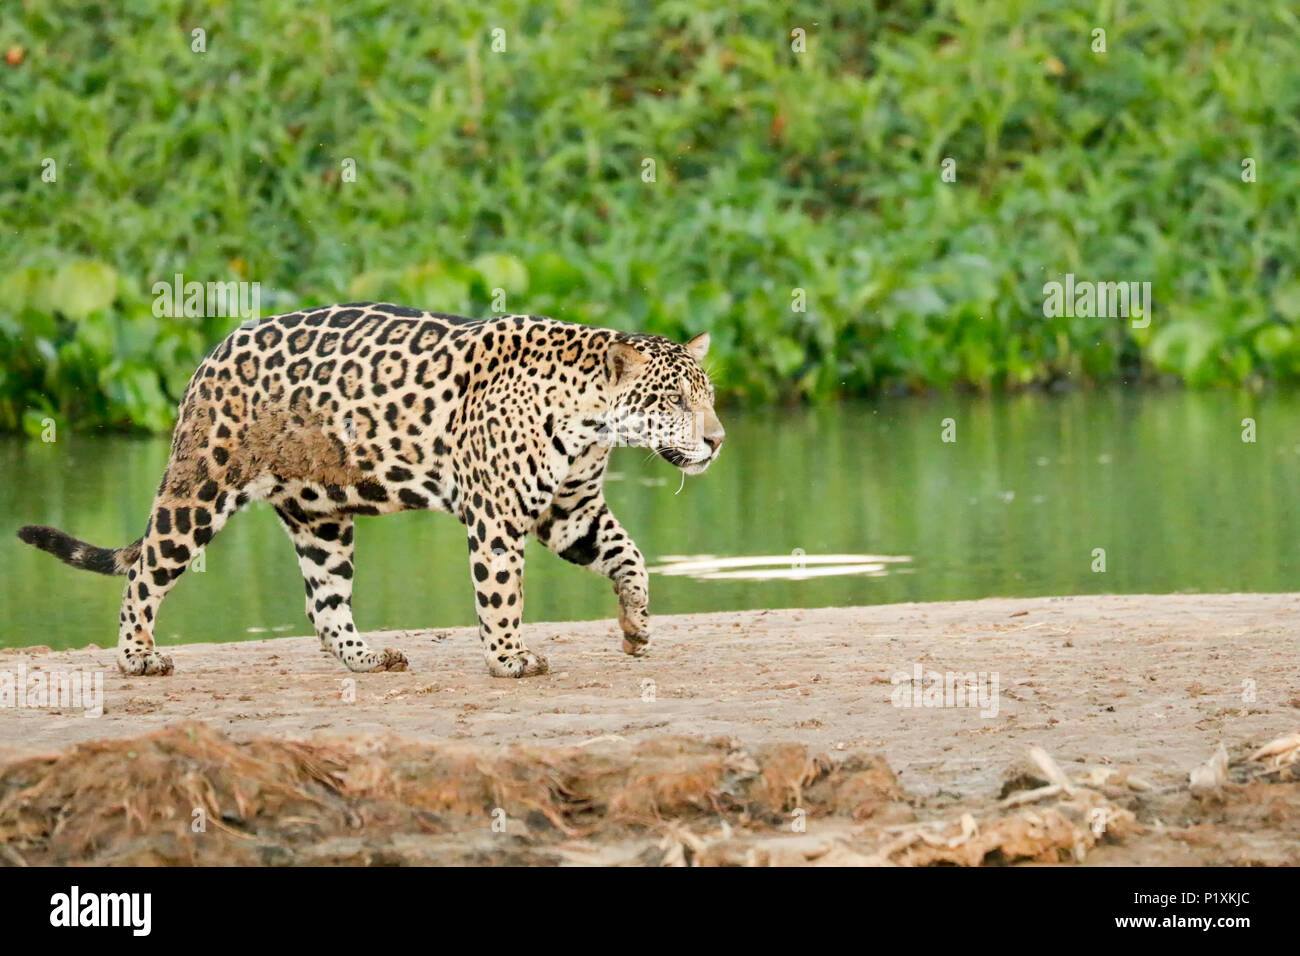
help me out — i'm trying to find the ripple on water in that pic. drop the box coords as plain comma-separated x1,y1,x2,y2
649,553,913,581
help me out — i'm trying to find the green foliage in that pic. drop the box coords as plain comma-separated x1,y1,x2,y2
1,0,1298,431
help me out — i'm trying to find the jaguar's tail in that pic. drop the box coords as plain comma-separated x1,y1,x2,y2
16,525,141,576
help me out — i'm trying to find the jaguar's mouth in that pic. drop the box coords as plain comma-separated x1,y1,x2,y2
656,446,691,467
657,446,714,474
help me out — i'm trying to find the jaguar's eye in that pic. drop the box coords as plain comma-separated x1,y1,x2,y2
674,394,690,410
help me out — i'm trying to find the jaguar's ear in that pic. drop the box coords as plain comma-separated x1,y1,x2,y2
607,341,648,386
685,332,710,361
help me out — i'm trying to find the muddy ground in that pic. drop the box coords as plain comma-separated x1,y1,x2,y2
2,593,1299,865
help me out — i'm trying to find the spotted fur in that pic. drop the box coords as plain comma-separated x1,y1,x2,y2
18,304,725,677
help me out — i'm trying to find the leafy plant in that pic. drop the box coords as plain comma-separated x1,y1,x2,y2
1,0,1297,431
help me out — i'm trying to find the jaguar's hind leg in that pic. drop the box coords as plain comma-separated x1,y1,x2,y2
118,491,236,676
273,506,407,673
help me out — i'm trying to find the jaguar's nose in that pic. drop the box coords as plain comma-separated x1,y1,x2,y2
703,434,725,454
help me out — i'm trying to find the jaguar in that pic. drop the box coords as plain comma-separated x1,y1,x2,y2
17,303,725,678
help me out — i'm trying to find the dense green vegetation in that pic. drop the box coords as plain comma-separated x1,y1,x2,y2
2,0,1297,433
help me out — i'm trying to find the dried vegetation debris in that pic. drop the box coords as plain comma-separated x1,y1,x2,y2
1,723,1298,866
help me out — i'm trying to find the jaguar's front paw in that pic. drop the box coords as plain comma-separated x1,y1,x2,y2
374,648,409,671
621,634,650,657
488,649,549,678
118,649,175,676
619,608,650,657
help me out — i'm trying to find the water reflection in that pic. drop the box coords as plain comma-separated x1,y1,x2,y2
651,553,912,580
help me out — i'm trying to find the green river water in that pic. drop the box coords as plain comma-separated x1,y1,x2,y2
1,389,1294,651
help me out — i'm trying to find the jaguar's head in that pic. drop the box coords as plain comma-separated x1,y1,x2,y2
603,332,725,475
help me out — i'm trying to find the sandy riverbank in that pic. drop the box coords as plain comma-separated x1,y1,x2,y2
2,594,1298,864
